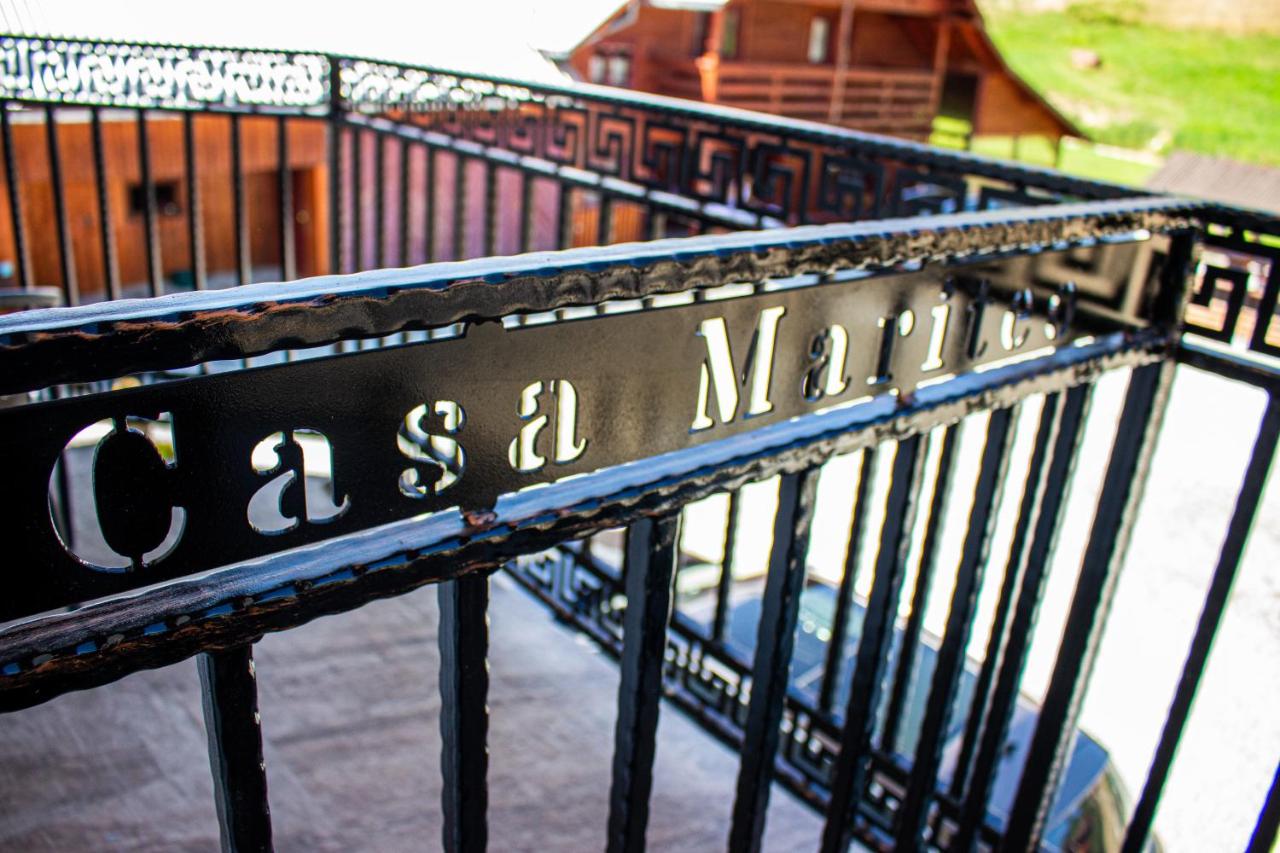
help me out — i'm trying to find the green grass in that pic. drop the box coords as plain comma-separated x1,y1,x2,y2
931,116,1160,187
979,5,1280,167
968,135,1160,186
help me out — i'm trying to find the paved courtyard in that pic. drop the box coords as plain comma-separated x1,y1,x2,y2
0,571,825,851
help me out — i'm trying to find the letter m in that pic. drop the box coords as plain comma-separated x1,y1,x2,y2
691,306,786,432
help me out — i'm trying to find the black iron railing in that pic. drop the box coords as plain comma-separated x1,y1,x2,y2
0,33,1276,853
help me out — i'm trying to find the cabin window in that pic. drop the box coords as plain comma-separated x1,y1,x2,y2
721,9,740,60
588,54,607,84
607,55,631,87
128,181,181,217
807,16,831,64
694,10,741,60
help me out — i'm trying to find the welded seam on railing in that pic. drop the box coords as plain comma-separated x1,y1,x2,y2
0,197,1196,395
0,330,1165,711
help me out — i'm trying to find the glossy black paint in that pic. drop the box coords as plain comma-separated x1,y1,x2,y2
1121,394,1280,853
952,384,1093,851
0,248,1115,623
1005,360,1174,849
821,432,929,853
819,445,880,718
199,644,273,853
879,425,959,752
729,468,821,852
894,406,1018,848
608,513,681,853
438,572,490,853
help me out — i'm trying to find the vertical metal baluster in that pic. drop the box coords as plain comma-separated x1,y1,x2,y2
438,571,490,853
277,116,295,282
352,128,364,272
820,433,929,853
819,445,883,718
424,145,436,263
895,407,1019,849
952,393,1062,800
92,107,122,299
710,488,743,643
1121,395,1280,853
398,136,411,265
557,182,574,250
184,112,206,291
518,171,534,254
229,115,249,287
327,62,344,276
373,131,385,269
607,513,682,853
1247,761,1280,853
1249,264,1280,355
880,424,963,750
598,194,614,246
953,385,1091,851
0,101,32,290
452,153,467,261
647,209,666,241
484,160,498,257
43,107,77,305
727,468,822,853
138,110,163,295
199,644,273,853
1004,360,1175,851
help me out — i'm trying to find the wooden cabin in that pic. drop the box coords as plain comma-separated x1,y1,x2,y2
0,112,332,301
566,0,1078,141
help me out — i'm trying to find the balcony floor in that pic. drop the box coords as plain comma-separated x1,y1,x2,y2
0,569,825,851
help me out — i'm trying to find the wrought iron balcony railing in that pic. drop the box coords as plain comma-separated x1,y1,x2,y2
0,33,1276,853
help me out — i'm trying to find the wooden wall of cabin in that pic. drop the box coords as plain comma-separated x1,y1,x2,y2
737,1,817,64
848,11,937,69
0,108,656,307
970,69,1068,137
0,113,329,303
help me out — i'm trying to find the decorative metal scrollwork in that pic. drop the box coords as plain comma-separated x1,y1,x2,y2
0,36,326,109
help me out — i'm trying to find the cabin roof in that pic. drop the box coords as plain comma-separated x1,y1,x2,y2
649,0,730,10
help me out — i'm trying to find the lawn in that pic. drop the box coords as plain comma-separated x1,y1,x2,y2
979,5,1280,167
967,134,1161,186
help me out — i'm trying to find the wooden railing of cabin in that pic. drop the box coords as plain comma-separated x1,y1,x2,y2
648,56,938,138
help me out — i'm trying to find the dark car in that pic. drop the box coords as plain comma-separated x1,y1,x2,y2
678,571,1155,853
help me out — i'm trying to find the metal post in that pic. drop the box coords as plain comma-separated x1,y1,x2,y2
199,645,273,853
607,513,681,853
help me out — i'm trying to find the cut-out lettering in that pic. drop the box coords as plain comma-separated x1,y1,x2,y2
399,401,466,498
691,306,786,431
1001,288,1035,351
802,324,850,402
508,380,587,472
52,415,185,572
921,303,950,372
249,429,348,535
868,309,915,386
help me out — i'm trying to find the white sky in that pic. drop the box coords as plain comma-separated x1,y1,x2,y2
2,0,624,80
